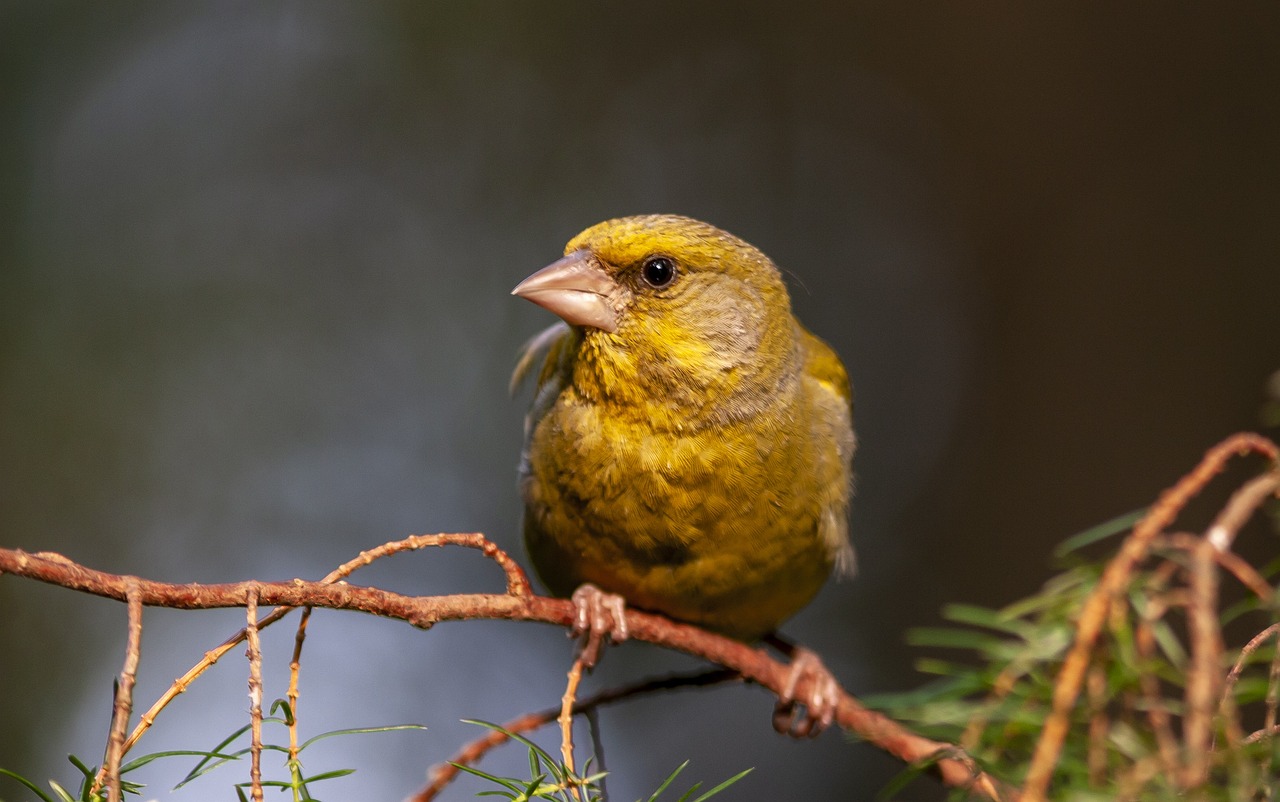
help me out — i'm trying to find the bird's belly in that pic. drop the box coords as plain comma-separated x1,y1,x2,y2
522,406,833,639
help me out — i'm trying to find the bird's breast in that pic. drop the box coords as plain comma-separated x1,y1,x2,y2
527,390,822,557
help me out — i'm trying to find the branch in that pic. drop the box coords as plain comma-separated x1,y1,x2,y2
1022,432,1280,802
96,580,142,802
0,544,1001,799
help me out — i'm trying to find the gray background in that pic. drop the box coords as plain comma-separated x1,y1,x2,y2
2,3,1278,800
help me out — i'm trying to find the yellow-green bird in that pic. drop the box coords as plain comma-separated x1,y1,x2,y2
512,214,854,733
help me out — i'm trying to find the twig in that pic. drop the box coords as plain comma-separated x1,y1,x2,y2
1245,723,1280,745
1266,641,1280,747
327,533,532,598
246,588,265,802
1204,470,1280,554
1198,465,1280,776
96,579,143,801
1223,624,1280,708
1157,533,1275,600
1182,533,1224,787
1021,432,1278,802
560,656,587,801
288,606,312,768
1264,630,1280,797
414,670,738,802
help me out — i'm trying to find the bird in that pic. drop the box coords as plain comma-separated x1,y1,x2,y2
511,214,855,735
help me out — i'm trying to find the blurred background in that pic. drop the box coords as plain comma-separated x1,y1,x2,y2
1,3,1277,800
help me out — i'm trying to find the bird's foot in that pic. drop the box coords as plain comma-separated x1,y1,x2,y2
772,646,840,738
569,583,629,669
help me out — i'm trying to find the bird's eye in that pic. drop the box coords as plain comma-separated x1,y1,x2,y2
641,256,676,288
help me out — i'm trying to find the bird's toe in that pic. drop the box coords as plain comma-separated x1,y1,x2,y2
569,583,629,668
773,647,840,738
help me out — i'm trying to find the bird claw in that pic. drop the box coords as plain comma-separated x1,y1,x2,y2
570,583,629,668
773,647,839,737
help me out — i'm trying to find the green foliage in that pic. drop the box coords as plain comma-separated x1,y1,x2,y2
867,511,1280,800
2,711,748,802
180,700,425,801
0,700,424,802
454,720,752,802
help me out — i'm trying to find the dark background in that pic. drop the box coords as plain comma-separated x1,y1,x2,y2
2,4,1277,800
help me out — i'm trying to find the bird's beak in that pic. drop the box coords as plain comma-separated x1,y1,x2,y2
512,249,621,333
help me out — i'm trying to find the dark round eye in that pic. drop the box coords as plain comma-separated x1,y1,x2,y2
641,256,676,288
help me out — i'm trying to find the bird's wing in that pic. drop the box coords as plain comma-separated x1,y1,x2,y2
509,321,572,396
512,320,583,462
799,325,853,409
799,323,857,576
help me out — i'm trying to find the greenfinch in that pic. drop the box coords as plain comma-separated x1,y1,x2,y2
512,214,854,733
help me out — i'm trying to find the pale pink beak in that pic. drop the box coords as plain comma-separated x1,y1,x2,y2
512,249,621,332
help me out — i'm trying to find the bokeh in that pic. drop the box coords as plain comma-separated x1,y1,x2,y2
1,4,1277,800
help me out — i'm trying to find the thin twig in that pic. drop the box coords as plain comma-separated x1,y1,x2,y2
97,579,143,801
246,587,265,802
1223,624,1280,708
1204,470,1280,554
1182,535,1224,788
1245,723,1280,745
1158,533,1275,600
287,607,312,769
560,656,586,801
1224,624,1280,794
1262,626,1280,796
1021,432,1278,802
1214,549,1276,601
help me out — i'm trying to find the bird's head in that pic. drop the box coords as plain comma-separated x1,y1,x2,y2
513,215,801,420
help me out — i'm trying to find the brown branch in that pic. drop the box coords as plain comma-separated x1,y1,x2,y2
1263,628,1280,786
1183,531,1224,787
1021,432,1279,802
287,606,312,767
1224,624,1280,706
1204,470,1280,554
1245,723,1280,745
245,588,265,802
559,656,587,801
0,545,1001,800
97,580,142,802
327,533,533,598
1161,533,1276,602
